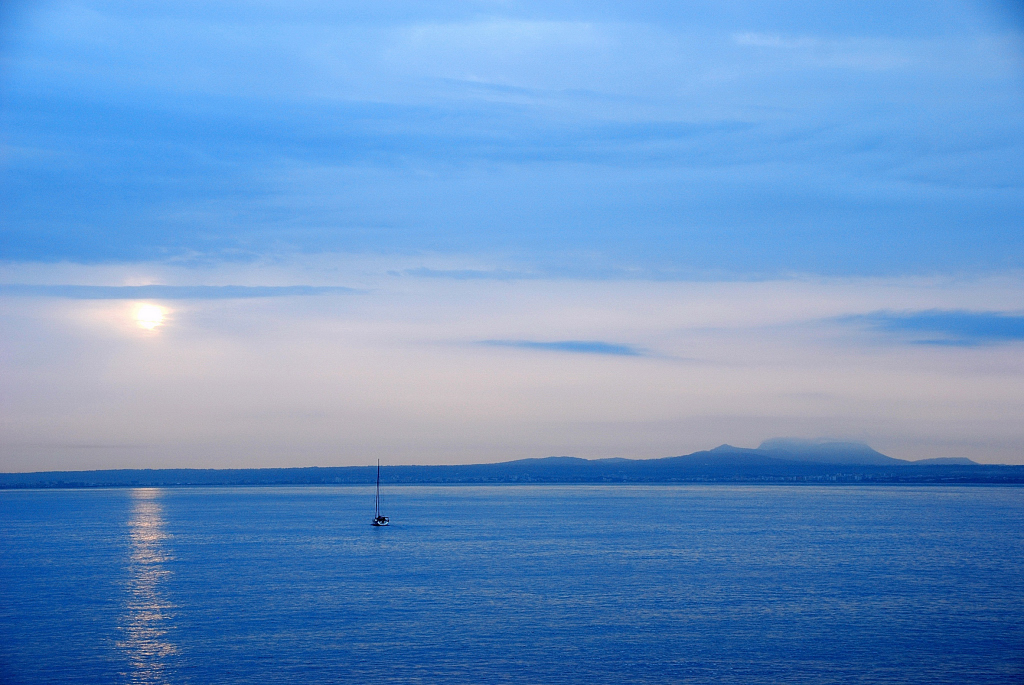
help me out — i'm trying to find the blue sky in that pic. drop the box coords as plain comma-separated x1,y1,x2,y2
1,1,1022,468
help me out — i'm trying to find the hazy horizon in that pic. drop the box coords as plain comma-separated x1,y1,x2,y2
0,436,1005,475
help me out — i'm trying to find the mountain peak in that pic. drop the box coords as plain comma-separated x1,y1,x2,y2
709,444,743,452
755,438,904,466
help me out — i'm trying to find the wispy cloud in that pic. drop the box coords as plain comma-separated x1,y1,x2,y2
0,284,359,299
731,32,914,70
733,33,820,49
480,339,644,356
847,310,1024,346
400,268,530,280
3,3,1021,273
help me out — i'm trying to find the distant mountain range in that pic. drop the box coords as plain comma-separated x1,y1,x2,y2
0,440,1020,488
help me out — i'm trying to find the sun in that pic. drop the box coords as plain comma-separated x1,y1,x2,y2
135,304,166,330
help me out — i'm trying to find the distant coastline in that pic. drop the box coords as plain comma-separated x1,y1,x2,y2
3,442,1022,488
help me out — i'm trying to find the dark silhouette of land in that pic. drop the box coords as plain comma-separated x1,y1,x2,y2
1,440,1021,488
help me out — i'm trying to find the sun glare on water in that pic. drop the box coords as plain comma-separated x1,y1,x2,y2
135,304,166,330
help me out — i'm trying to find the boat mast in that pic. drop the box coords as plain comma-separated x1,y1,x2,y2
375,459,380,518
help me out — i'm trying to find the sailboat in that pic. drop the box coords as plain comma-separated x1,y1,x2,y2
372,460,389,526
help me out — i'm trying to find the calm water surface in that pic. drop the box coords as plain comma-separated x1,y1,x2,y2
1,485,1022,684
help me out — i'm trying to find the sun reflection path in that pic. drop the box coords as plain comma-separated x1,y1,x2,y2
119,488,178,684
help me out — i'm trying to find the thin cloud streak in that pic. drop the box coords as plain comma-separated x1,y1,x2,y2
402,268,531,280
0,284,360,299
480,340,645,356
845,310,1024,346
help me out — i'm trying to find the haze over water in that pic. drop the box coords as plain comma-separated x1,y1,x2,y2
2,485,1022,684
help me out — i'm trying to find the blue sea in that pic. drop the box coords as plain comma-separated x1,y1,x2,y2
1,485,1022,684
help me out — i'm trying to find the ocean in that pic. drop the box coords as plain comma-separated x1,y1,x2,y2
1,485,1022,684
